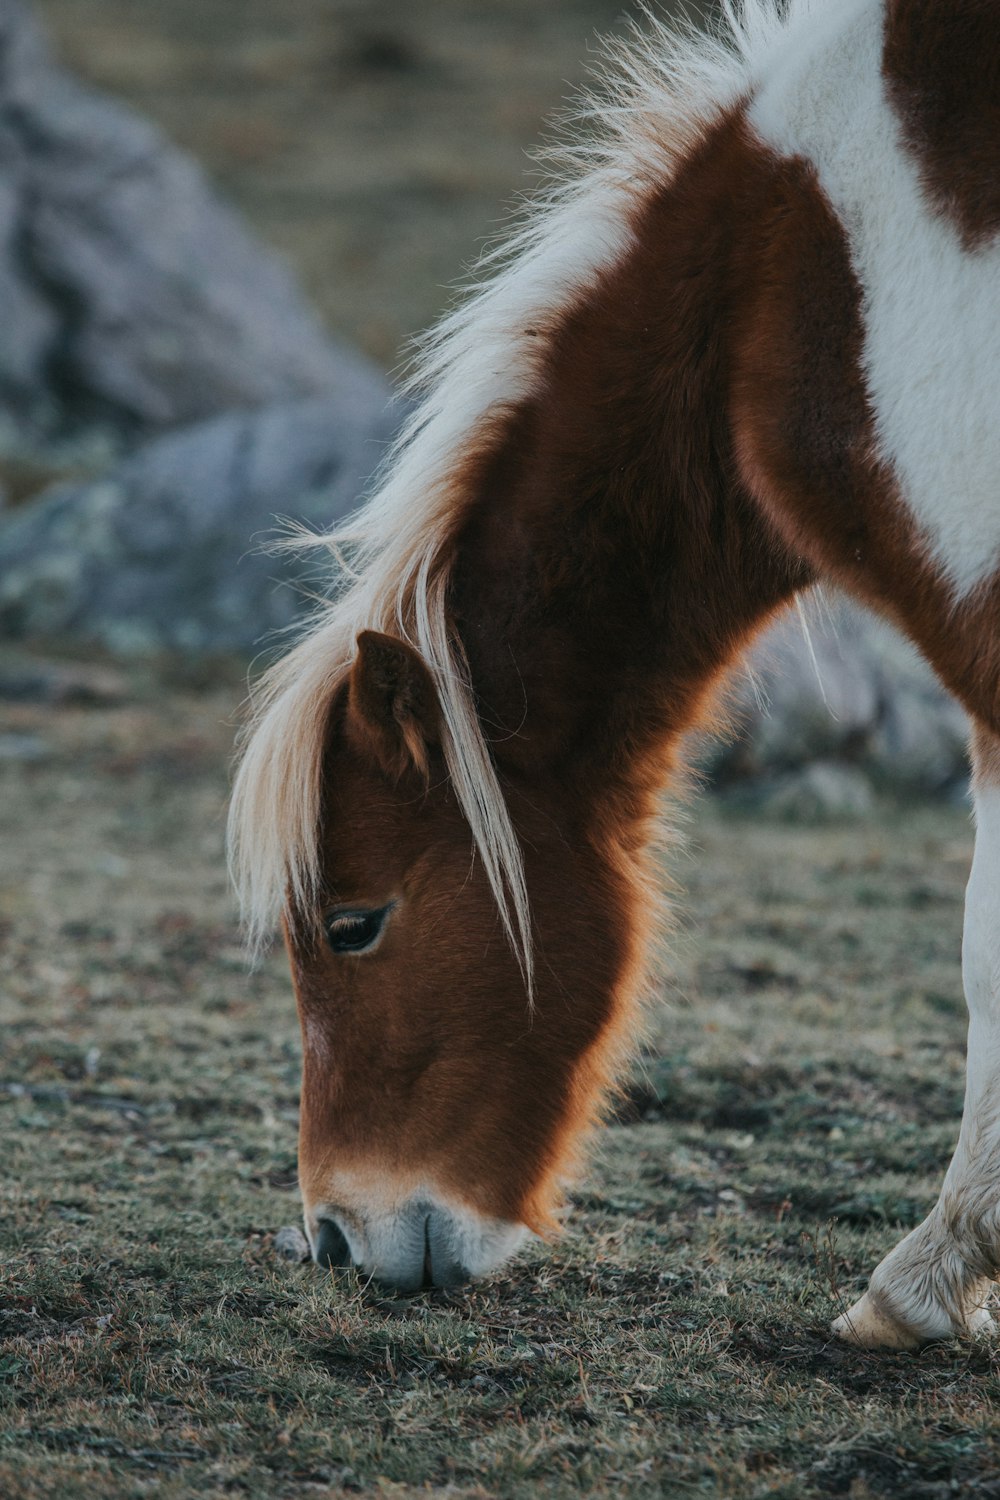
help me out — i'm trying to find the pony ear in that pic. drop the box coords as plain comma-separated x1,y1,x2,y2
345,630,442,782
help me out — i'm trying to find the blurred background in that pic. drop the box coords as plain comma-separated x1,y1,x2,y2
0,0,693,653
36,0,673,368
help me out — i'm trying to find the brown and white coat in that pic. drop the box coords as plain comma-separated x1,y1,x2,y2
230,0,1000,1345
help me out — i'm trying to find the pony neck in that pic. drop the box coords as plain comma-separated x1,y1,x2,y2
448,118,810,805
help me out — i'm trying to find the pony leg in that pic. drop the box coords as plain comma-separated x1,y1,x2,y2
834,727,1000,1349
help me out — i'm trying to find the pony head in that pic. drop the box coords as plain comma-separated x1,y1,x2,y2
278,628,649,1288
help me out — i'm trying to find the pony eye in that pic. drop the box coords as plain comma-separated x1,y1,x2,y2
324,905,392,954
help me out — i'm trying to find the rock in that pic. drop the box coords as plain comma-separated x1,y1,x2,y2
754,762,876,823
0,420,122,523
273,1225,311,1264
707,595,969,796
0,392,400,654
0,0,385,442
864,628,970,791
0,3,405,659
735,602,881,767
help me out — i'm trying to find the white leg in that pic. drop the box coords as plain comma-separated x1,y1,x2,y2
834,727,1000,1348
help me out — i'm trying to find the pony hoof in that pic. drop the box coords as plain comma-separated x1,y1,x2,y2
832,1290,998,1348
831,1292,923,1350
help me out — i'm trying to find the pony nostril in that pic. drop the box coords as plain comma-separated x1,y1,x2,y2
314,1217,352,1269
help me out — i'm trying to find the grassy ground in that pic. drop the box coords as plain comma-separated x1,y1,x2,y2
2,646,999,1499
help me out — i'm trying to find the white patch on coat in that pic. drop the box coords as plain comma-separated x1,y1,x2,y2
962,781,1000,1084
750,0,1000,600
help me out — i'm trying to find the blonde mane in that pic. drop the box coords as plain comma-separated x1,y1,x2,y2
226,2,810,983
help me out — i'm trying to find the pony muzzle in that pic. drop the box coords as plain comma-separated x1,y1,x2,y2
305,1194,528,1292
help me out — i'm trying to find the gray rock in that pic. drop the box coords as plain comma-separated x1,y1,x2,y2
0,392,400,654
709,595,970,795
0,0,385,440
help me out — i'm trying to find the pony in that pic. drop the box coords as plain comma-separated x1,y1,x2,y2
229,0,1000,1348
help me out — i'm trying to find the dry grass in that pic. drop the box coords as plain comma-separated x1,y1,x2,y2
3,645,1000,1498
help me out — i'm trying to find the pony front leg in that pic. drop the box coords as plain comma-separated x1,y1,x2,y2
834,727,1000,1348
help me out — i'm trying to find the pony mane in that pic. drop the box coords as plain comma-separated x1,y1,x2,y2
227,1,813,984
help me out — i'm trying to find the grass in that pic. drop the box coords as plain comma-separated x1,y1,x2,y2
3,644,1000,1498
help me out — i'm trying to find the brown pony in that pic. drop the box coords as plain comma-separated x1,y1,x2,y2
229,0,1000,1347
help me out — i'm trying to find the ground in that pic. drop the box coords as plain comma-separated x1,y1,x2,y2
2,645,999,1499
4,1,1000,1495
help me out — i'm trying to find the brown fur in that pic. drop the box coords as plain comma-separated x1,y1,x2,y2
288,111,815,1232
291,685,650,1229
883,0,1000,250
971,722,1000,791
288,97,1000,1242
345,631,442,784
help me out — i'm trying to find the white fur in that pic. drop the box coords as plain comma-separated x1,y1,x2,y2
963,791,1000,1023
750,0,1000,599
834,768,1000,1345
306,1180,527,1286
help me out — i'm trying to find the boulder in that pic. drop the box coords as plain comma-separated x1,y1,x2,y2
0,393,400,654
0,0,384,442
708,595,970,797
